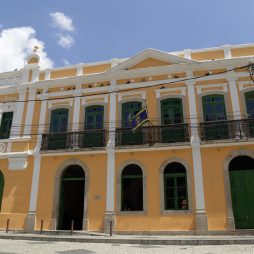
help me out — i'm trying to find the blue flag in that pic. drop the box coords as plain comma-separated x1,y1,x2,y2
131,108,149,131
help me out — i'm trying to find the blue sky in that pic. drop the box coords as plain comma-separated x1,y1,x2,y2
0,0,254,71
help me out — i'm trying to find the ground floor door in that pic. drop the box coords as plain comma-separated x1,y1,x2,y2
229,169,254,229
58,166,85,230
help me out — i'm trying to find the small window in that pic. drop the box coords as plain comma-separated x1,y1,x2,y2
164,162,188,210
0,112,13,139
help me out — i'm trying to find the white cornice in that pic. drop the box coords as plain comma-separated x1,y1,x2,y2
195,83,228,94
155,87,186,98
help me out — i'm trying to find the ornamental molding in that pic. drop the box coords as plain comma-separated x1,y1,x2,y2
195,83,228,94
8,156,28,170
117,90,146,101
0,143,6,153
82,94,109,105
155,87,186,98
48,98,73,108
0,75,22,87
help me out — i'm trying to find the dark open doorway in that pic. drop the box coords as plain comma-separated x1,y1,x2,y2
58,165,85,230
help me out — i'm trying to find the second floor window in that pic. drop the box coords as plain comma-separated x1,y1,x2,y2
202,94,227,122
0,112,13,139
161,98,183,125
48,108,69,150
245,91,254,118
84,105,105,147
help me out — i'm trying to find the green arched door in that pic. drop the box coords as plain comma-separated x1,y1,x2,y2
229,156,254,228
0,171,4,211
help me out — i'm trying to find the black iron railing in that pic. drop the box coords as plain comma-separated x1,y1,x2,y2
41,129,107,151
200,118,254,141
115,123,189,146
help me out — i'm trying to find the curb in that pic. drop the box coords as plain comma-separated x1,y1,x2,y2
1,234,254,245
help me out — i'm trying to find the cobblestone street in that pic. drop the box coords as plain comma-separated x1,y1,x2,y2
0,239,254,254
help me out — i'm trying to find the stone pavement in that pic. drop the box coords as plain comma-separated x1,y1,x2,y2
0,239,254,254
1,231,254,246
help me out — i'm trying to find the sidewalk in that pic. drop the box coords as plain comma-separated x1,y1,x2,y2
1,231,254,245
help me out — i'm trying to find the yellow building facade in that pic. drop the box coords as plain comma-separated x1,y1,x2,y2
0,44,254,233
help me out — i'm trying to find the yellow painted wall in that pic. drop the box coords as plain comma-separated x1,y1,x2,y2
0,157,34,230
115,149,195,231
36,154,107,231
191,50,225,61
84,64,111,74
50,68,77,79
129,58,171,70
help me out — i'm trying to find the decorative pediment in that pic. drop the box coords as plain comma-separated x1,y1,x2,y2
110,48,196,72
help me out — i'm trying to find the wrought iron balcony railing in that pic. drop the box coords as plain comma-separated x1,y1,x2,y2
41,129,107,151
115,123,189,146
200,118,254,141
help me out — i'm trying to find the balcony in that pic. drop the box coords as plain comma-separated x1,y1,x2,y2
200,118,254,141
115,123,189,146
41,129,107,151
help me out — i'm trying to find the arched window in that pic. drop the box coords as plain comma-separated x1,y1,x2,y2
84,105,104,147
0,171,4,212
229,156,254,229
121,164,143,211
160,98,186,142
164,162,188,210
202,94,228,140
121,101,143,145
49,108,69,150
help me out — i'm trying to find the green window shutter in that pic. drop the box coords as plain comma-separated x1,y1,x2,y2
202,95,228,140
48,109,69,150
160,98,186,142
84,105,104,147
121,102,143,145
202,94,227,121
164,172,188,210
0,112,13,139
0,171,4,212
245,91,254,117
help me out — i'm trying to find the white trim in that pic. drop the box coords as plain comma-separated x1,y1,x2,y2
82,94,109,105
117,90,147,101
24,89,36,136
155,87,186,98
196,83,228,94
40,149,107,157
48,98,73,108
228,76,241,120
238,81,254,91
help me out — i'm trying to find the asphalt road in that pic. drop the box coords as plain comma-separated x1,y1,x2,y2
0,239,254,254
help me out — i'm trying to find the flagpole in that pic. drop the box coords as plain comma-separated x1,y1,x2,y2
144,99,153,145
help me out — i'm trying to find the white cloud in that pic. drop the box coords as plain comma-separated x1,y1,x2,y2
57,34,74,49
0,27,53,72
62,59,70,66
50,12,75,32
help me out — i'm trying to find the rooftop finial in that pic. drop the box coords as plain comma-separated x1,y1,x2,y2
33,45,39,53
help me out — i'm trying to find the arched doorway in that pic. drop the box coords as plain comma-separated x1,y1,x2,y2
58,165,85,230
0,171,4,212
121,164,143,211
229,156,254,229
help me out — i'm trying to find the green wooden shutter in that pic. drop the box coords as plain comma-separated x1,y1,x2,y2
245,91,254,137
84,105,104,147
202,94,228,140
0,112,13,139
230,169,254,229
121,102,143,145
164,172,188,210
0,171,4,212
48,109,69,149
160,98,185,142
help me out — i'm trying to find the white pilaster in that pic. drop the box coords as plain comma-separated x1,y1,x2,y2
10,89,26,139
77,64,83,76
228,76,241,120
186,72,208,231
104,79,117,232
31,68,40,82
223,45,232,59
23,89,36,137
72,87,82,132
45,69,51,80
